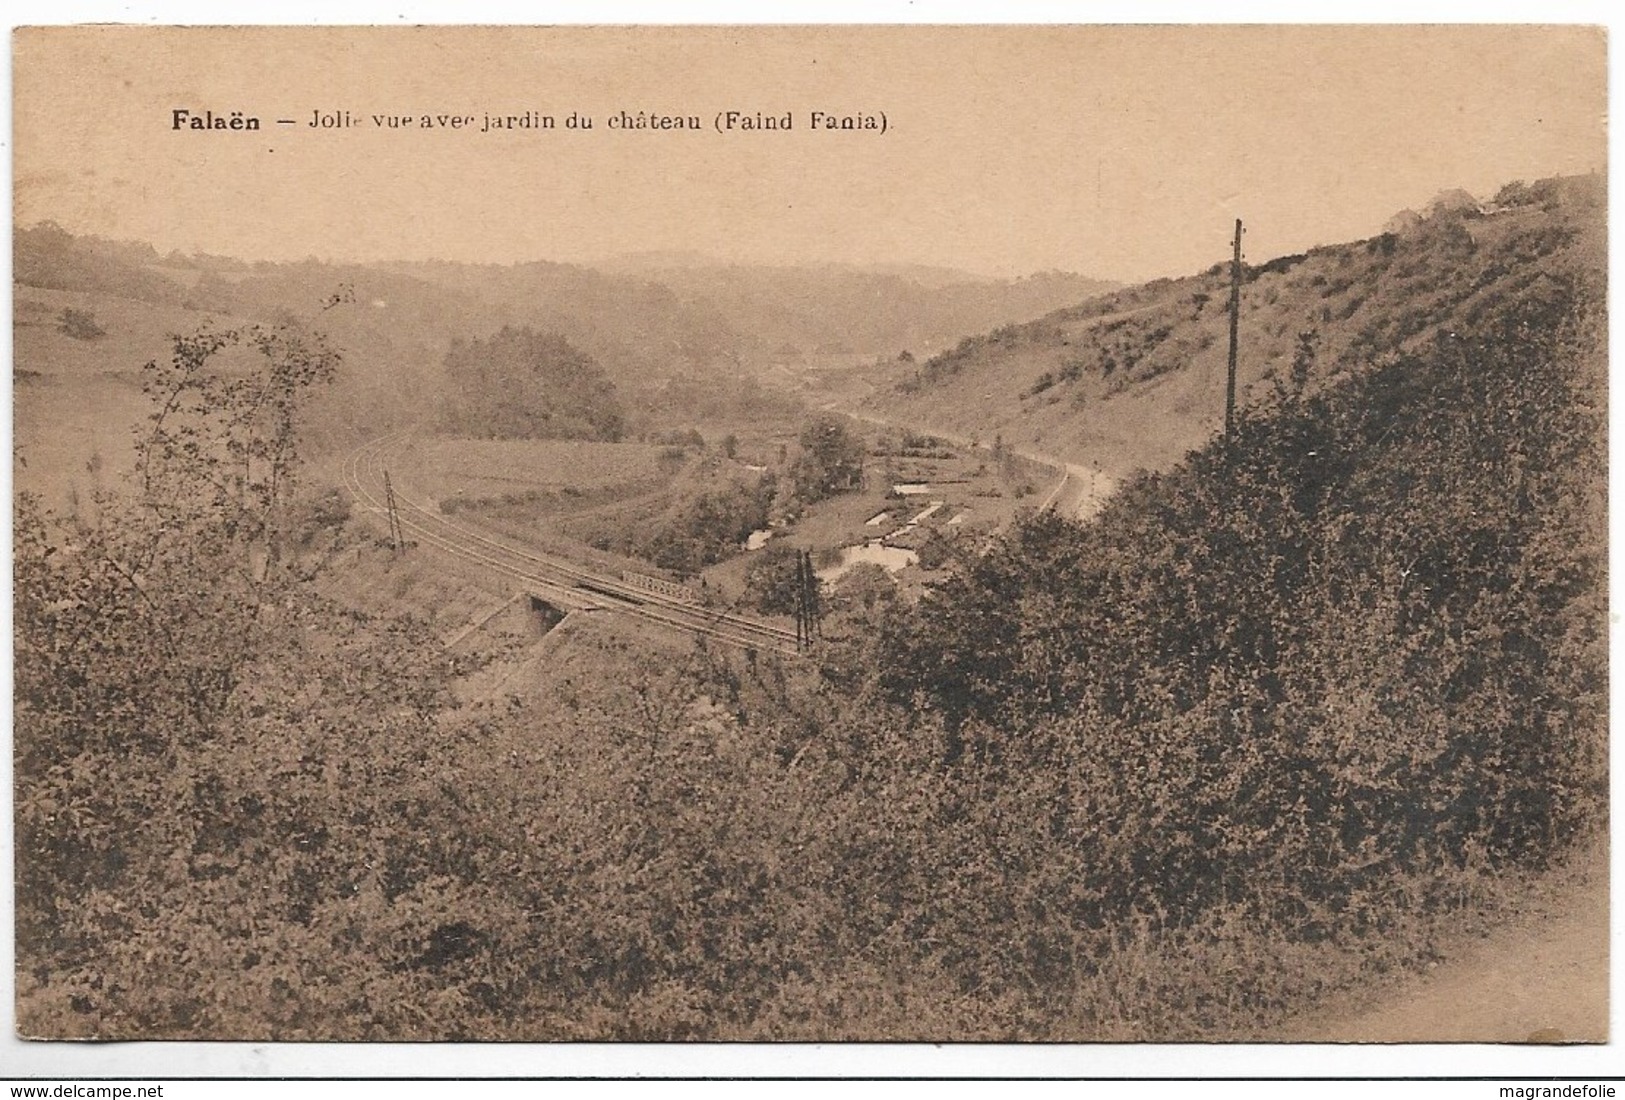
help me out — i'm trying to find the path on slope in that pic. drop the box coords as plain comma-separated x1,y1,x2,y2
1285,850,1609,1044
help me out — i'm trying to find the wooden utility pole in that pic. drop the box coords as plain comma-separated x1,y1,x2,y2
1225,218,1244,443
794,552,806,651
793,550,821,652
805,551,821,645
383,470,405,555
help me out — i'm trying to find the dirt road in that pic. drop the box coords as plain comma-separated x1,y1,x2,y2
1286,853,1609,1043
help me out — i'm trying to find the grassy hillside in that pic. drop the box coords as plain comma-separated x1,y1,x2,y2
12,283,226,509
866,175,1604,477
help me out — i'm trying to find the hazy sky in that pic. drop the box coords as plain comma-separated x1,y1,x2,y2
12,25,1606,281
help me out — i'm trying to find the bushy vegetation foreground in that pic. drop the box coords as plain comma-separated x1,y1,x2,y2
14,248,1606,1042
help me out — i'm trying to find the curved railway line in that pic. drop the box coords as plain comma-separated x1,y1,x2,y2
341,432,803,657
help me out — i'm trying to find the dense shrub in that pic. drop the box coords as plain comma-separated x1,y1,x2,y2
878,283,1604,933
742,543,802,615
789,415,865,503
58,306,105,340
630,473,777,576
441,326,625,442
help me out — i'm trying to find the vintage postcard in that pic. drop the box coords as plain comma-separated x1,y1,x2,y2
9,24,1608,1050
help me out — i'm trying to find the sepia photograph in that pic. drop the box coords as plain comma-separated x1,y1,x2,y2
7,22,1610,1053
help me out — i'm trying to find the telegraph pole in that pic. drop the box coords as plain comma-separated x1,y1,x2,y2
1225,218,1244,444
383,470,405,555
804,550,821,644
793,550,821,652
794,552,806,651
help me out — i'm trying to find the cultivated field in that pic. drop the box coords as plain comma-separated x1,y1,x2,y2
399,436,679,509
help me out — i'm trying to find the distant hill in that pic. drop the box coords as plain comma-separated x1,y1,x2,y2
864,174,1604,478
14,223,188,306
14,226,1118,445
586,258,1119,362
370,258,744,380
597,252,1001,290
593,249,733,272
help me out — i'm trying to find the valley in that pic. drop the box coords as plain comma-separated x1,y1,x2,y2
11,173,1608,1045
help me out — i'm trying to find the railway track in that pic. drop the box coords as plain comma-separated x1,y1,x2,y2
341,432,803,657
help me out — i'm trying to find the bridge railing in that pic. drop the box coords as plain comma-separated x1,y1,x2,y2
620,571,702,604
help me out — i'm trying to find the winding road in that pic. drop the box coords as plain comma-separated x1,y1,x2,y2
830,404,1118,521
